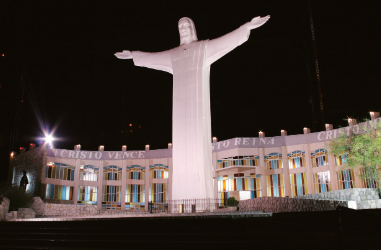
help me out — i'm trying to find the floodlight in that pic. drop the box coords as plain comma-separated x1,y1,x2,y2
44,134,54,144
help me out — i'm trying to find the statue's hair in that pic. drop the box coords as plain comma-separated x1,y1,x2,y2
178,17,198,45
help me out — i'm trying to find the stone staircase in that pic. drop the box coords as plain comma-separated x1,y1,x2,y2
295,188,381,209
1,209,381,249
8,210,271,222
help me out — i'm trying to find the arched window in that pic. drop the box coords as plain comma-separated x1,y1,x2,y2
313,171,331,193
288,151,305,169
46,162,75,181
126,184,145,210
337,169,355,190
150,164,168,179
267,174,284,197
149,183,167,204
45,184,73,200
265,153,282,170
78,186,97,205
103,166,122,180
335,153,348,166
217,173,261,205
217,155,259,169
290,173,308,196
361,167,378,189
102,185,121,210
126,165,145,180
311,149,328,168
79,165,99,181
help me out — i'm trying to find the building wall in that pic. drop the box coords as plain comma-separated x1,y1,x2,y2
10,118,381,211
9,145,47,197
42,151,172,212
214,140,365,201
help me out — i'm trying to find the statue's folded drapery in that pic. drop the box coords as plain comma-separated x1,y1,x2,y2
131,23,251,200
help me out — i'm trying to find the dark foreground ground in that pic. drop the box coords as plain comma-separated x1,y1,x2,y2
1,208,380,250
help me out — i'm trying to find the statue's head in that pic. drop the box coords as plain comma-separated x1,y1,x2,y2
23,171,27,176
178,17,198,45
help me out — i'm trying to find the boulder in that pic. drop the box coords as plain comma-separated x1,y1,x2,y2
18,208,36,219
1,197,10,214
31,197,45,216
6,211,17,220
5,213,15,220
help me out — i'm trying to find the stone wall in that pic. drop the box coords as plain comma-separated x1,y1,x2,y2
213,208,231,212
44,203,98,216
356,200,381,209
238,197,349,213
5,197,97,218
9,146,47,197
295,188,379,202
44,199,74,205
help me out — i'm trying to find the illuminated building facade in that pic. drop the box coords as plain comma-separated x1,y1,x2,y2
9,113,380,211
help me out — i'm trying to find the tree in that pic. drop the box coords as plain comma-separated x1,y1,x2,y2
329,119,381,195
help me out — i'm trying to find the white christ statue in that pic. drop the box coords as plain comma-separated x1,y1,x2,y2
115,16,270,201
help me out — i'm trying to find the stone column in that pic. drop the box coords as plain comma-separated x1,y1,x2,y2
212,151,218,201
303,143,315,194
168,157,173,201
144,159,150,212
73,159,80,205
259,148,267,197
347,120,363,188
327,153,338,191
121,158,126,211
40,144,48,198
324,124,339,190
97,160,103,210
282,146,291,197
353,167,363,188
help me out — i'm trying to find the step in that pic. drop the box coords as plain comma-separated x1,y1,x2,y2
0,237,351,250
6,212,272,222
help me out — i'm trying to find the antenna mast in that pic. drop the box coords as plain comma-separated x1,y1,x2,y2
308,0,325,125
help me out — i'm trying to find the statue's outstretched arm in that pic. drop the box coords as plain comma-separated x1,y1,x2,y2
115,49,172,74
248,15,270,30
206,15,270,66
115,50,133,59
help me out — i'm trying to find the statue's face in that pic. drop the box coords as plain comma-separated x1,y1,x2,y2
178,19,192,39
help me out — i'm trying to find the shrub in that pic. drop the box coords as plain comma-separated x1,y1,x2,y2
0,181,34,211
227,197,238,207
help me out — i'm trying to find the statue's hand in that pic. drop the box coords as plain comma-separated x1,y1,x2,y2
248,15,270,30
114,50,133,59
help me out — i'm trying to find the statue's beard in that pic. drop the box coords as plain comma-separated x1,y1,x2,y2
180,33,195,45
179,29,197,45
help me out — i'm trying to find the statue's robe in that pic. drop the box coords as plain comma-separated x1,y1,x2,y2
132,23,250,200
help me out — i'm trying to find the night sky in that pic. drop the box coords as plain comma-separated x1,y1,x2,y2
1,1,380,181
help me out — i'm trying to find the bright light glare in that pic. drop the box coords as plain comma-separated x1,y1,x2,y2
44,134,54,143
